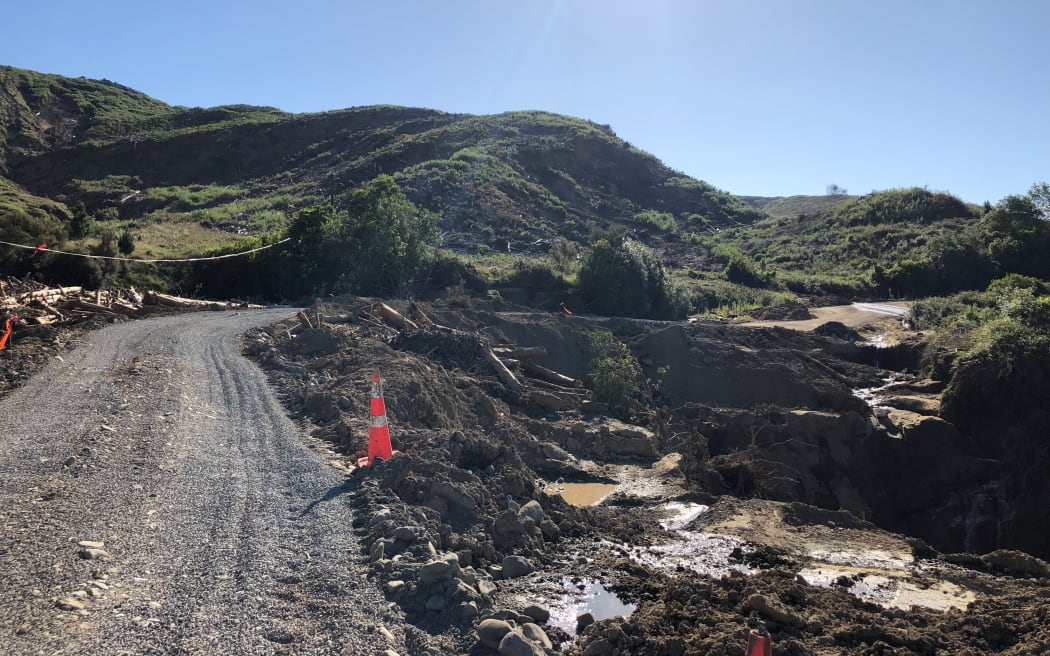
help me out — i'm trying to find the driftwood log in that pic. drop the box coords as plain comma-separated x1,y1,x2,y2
522,360,580,387
296,311,315,331
372,303,419,332
492,346,548,361
0,280,267,336
484,347,524,392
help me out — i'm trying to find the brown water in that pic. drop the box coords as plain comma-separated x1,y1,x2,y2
547,482,618,506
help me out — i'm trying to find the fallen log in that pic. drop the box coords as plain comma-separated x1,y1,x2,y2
296,311,315,331
144,291,229,310
407,301,436,330
530,390,564,411
522,360,580,387
15,286,82,303
58,299,120,316
492,346,548,361
372,303,419,332
60,298,138,317
528,378,589,395
484,347,524,393
31,299,65,321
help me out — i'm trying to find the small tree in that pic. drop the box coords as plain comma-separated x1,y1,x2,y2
578,239,689,319
548,237,579,272
69,202,96,239
117,228,135,256
329,175,439,295
589,329,644,420
281,177,438,297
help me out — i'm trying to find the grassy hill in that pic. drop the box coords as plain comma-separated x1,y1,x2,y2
739,194,854,218
1,66,763,263
2,65,1046,316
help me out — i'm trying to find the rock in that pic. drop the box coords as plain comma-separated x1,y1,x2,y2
382,651,400,656
62,456,77,467
369,508,392,528
747,593,806,629
425,594,446,611
522,604,550,623
370,540,387,562
77,541,104,549
517,500,544,524
456,601,480,620
582,638,614,656
577,611,595,633
521,623,552,648
55,597,87,610
393,526,418,542
981,550,1050,578
501,555,534,579
418,553,461,583
477,618,513,649
478,579,497,596
385,580,405,596
80,548,111,561
498,629,543,656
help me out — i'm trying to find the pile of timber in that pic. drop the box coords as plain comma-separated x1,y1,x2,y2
315,298,588,410
0,278,263,326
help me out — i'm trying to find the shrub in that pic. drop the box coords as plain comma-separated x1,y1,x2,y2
589,329,644,420
634,210,676,232
118,228,135,255
578,239,689,319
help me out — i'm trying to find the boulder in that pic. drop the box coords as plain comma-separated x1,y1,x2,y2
498,629,544,656
577,611,595,633
522,604,550,623
393,526,418,542
517,500,544,524
417,553,462,583
477,618,513,649
521,622,552,648
502,555,534,579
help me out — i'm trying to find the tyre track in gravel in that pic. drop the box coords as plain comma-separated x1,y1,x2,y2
0,310,403,655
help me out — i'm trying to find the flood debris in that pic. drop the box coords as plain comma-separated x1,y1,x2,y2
245,293,1050,655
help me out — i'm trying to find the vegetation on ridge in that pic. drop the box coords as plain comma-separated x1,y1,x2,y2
1,64,1049,323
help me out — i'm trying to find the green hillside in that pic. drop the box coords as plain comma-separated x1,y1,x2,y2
1,65,1047,318
1,66,763,261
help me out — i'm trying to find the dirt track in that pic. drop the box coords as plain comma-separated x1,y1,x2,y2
741,302,912,332
0,310,408,655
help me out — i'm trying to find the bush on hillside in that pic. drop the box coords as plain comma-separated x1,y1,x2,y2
589,329,644,420
578,239,689,319
829,188,975,227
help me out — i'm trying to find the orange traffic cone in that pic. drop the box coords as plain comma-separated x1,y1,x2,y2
0,316,19,351
746,628,772,656
357,368,395,467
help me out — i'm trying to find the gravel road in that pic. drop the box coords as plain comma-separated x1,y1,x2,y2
0,310,404,655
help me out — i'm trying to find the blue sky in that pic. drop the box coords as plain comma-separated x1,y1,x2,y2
2,0,1047,203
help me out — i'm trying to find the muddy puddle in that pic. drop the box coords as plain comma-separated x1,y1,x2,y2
797,564,976,611
629,502,755,577
547,577,637,637
545,482,618,506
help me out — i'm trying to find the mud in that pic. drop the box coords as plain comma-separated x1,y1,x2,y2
247,294,1050,655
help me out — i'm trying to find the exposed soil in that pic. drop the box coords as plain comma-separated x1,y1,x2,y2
243,294,1050,655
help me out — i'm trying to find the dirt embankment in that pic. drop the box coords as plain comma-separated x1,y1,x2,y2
249,295,1050,655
